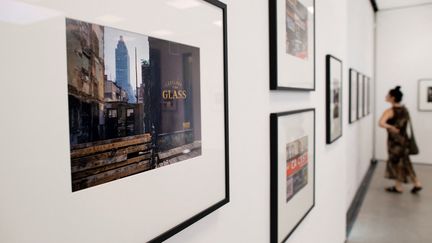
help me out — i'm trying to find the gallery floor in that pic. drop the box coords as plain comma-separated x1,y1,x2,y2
347,162,432,243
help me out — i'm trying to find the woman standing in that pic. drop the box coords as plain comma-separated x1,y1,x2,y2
378,86,422,193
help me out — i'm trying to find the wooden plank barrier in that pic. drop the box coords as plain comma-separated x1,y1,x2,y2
71,134,152,191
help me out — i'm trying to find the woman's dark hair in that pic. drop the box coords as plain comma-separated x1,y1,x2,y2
389,86,403,102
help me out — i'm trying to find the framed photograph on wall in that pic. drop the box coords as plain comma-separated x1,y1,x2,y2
362,75,367,117
418,79,432,111
270,109,315,243
63,0,229,241
269,0,315,90
358,73,364,119
349,69,358,123
366,76,371,115
326,55,343,143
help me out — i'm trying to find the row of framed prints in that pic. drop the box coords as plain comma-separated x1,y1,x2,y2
62,0,318,241
271,58,373,243
63,0,316,242
349,69,372,123
325,56,372,145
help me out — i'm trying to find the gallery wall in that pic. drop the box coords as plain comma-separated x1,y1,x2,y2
345,0,376,209
0,0,375,243
375,4,432,164
171,0,375,242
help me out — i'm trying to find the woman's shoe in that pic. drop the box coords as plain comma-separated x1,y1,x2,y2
411,186,423,194
386,186,403,193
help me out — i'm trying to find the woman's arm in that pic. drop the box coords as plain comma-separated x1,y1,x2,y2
379,109,399,133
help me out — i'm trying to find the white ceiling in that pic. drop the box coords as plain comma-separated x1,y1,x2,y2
376,0,432,10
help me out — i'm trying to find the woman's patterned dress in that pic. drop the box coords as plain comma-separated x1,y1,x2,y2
385,106,417,183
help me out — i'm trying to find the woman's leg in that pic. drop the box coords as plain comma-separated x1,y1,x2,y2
411,175,422,187
405,155,421,188
394,180,403,192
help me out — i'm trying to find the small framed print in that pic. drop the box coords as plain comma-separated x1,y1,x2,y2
418,79,432,111
326,55,343,144
349,69,358,123
362,75,367,117
270,109,315,243
366,76,371,115
358,73,365,119
269,0,315,90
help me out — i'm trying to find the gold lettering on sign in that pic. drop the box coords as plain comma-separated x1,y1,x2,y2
162,90,187,100
183,122,191,129
165,80,183,88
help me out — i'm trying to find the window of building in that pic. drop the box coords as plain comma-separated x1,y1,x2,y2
108,109,117,118
127,109,134,117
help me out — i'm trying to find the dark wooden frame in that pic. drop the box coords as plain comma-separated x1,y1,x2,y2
270,108,316,243
418,79,432,111
149,0,229,241
349,68,359,124
326,55,343,144
269,0,316,90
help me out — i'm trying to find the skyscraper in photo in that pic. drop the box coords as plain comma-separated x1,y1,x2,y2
115,35,136,103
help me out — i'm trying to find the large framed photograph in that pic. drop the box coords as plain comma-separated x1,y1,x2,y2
349,69,358,123
326,55,342,144
63,0,229,241
358,73,365,119
270,109,315,243
418,79,432,111
269,0,315,90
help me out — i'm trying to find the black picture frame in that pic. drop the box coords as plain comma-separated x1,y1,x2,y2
366,76,371,115
361,74,366,117
365,76,368,115
418,79,432,111
270,108,316,243
349,68,359,123
269,0,316,90
357,73,364,119
147,0,230,241
326,55,343,144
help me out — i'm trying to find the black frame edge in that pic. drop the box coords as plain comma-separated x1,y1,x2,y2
369,0,379,12
149,0,229,241
356,72,361,120
367,77,371,115
362,75,366,117
348,69,354,124
270,109,316,243
149,199,228,243
363,74,366,117
326,55,343,144
269,0,278,90
270,113,279,243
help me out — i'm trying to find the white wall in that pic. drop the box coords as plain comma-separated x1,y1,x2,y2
375,5,432,164
345,0,376,209
172,1,374,242
0,0,375,243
